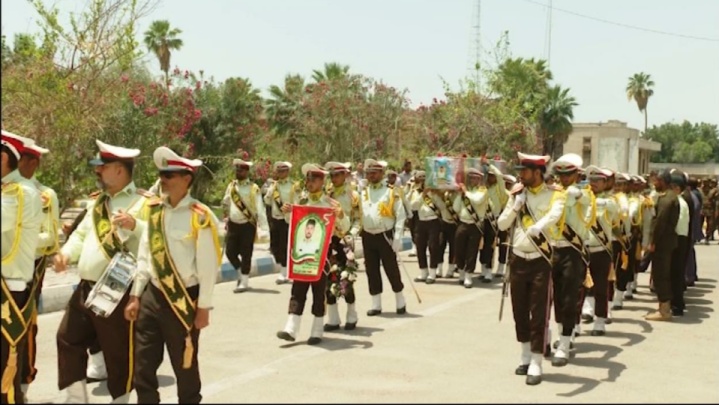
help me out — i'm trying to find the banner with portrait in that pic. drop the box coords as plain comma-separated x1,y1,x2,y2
424,156,484,190
287,205,336,282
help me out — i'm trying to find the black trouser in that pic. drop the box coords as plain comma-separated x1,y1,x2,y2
552,248,583,336
226,221,256,275
509,255,552,354
56,280,133,399
454,222,481,273
1,288,30,404
21,256,47,385
670,235,689,310
438,220,457,265
575,264,589,326
587,250,611,318
289,272,328,317
616,237,639,292
415,218,441,269
135,284,201,404
361,230,404,295
326,236,355,305
498,230,509,265
479,217,497,267
408,211,419,245
269,218,289,267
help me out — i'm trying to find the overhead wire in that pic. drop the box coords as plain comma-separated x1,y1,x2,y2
518,0,719,43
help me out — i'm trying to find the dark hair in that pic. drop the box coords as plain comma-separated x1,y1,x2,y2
657,169,672,185
307,219,316,227
120,160,134,176
1,145,19,170
688,178,699,189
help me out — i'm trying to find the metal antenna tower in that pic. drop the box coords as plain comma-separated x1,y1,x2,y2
544,0,553,66
467,0,482,88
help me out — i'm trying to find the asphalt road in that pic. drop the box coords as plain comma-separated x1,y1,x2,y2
24,243,719,403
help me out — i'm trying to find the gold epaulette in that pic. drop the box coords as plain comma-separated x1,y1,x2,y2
136,188,155,198
88,190,102,199
191,202,212,228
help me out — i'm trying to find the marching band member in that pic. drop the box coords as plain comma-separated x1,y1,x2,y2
323,162,361,331
125,147,221,404
359,159,408,316
495,174,517,279
222,158,269,293
53,140,152,403
480,158,509,282
16,142,60,400
436,188,459,279
607,173,631,319
276,163,349,344
452,167,488,288
497,152,565,386
581,166,618,336
264,161,295,285
548,154,591,367
409,171,443,284
1,131,43,404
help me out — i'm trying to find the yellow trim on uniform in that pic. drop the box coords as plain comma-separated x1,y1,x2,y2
1,183,23,265
125,320,134,393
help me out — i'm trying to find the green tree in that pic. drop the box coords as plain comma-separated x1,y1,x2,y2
644,121,719,163
266,74,306,152
311,62,350,82
540,85,578,159
626,72,655,135
672,140,714,163
143,20,183,83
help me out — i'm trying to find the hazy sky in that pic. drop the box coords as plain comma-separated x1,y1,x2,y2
3,0,719,132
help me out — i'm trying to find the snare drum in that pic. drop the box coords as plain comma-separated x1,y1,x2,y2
84,252,137,317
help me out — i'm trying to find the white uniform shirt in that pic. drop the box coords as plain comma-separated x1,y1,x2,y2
264,179,295,222
434,191,458,224
132,194,221,309
586,191,618,249
487,182,509,216
561,184,592,244
359,182,406,239
222,179,269,233
60,182,149,282
452,187,488,224
327,184,360,236
2,170,43,284
410,190,441,221
497,184,566,255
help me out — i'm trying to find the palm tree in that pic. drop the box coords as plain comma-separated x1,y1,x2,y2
312,62,350,82
540,85,578,159
626,72,655,135
266,74,306,151
143,20,183,83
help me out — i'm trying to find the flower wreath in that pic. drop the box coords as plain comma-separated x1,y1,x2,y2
328,244,358,300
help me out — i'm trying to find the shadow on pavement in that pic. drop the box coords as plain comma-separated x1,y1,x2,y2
543,373,601,397
571,342,627,383
241,288,281,295
607,317,654,334
333,325,385,338
319,336,374,351
90,374,175,397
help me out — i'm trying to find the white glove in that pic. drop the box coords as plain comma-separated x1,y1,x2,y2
392,238,403,253
350,228,359,238
257,230,270,241
513,193,526,210
567,186,582,199
343,235,354,245
527,224,542,238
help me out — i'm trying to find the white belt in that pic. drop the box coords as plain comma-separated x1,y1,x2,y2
362,228,392,235
553,240,573,248
512,251,543,260
588,246,607,253
229,218,251,225
419,217,439,222
460,218,484,225
4,279,29,292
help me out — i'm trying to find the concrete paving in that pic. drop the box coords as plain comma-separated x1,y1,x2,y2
24,243,719,403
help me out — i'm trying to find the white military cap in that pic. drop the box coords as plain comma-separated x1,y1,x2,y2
386,169,398,176
585,165,613,179
615,172,631,182
414,170,426,178
302,163,328,178
466,167,483,177
325,161,350,174
364,159,387,172
551,153,583,174
90,139,140,166
153,146,202,172
233,159,253,167
515,152,551,169
1,130,35,159
23,143,49,159
274,161,292,170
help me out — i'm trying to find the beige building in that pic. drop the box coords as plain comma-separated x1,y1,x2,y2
564,120,661,174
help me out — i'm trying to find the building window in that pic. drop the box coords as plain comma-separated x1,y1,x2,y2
582,137,591,164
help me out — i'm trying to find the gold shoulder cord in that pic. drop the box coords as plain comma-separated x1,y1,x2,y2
2,184,24,265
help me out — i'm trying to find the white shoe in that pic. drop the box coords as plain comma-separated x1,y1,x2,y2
20,384,29,403
592,317,606,335
111,393,131,404
481,265,492,282
624,282,634,299
346,303,358,325
326,304,341,328
528,353,543,377
86,350,107,380
415,268,428,282
277,314,301,341
495,263,506,278
408,247,417,257
308,316,323,344
582,296,595,318
426,268,437,284
395,292,406,313
463,272,473,288
554,335,571,360
444,264,456,278
62,380,89,403
520,341,531,366
234,274,249,293
275,266,290,285
612,289,624,309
